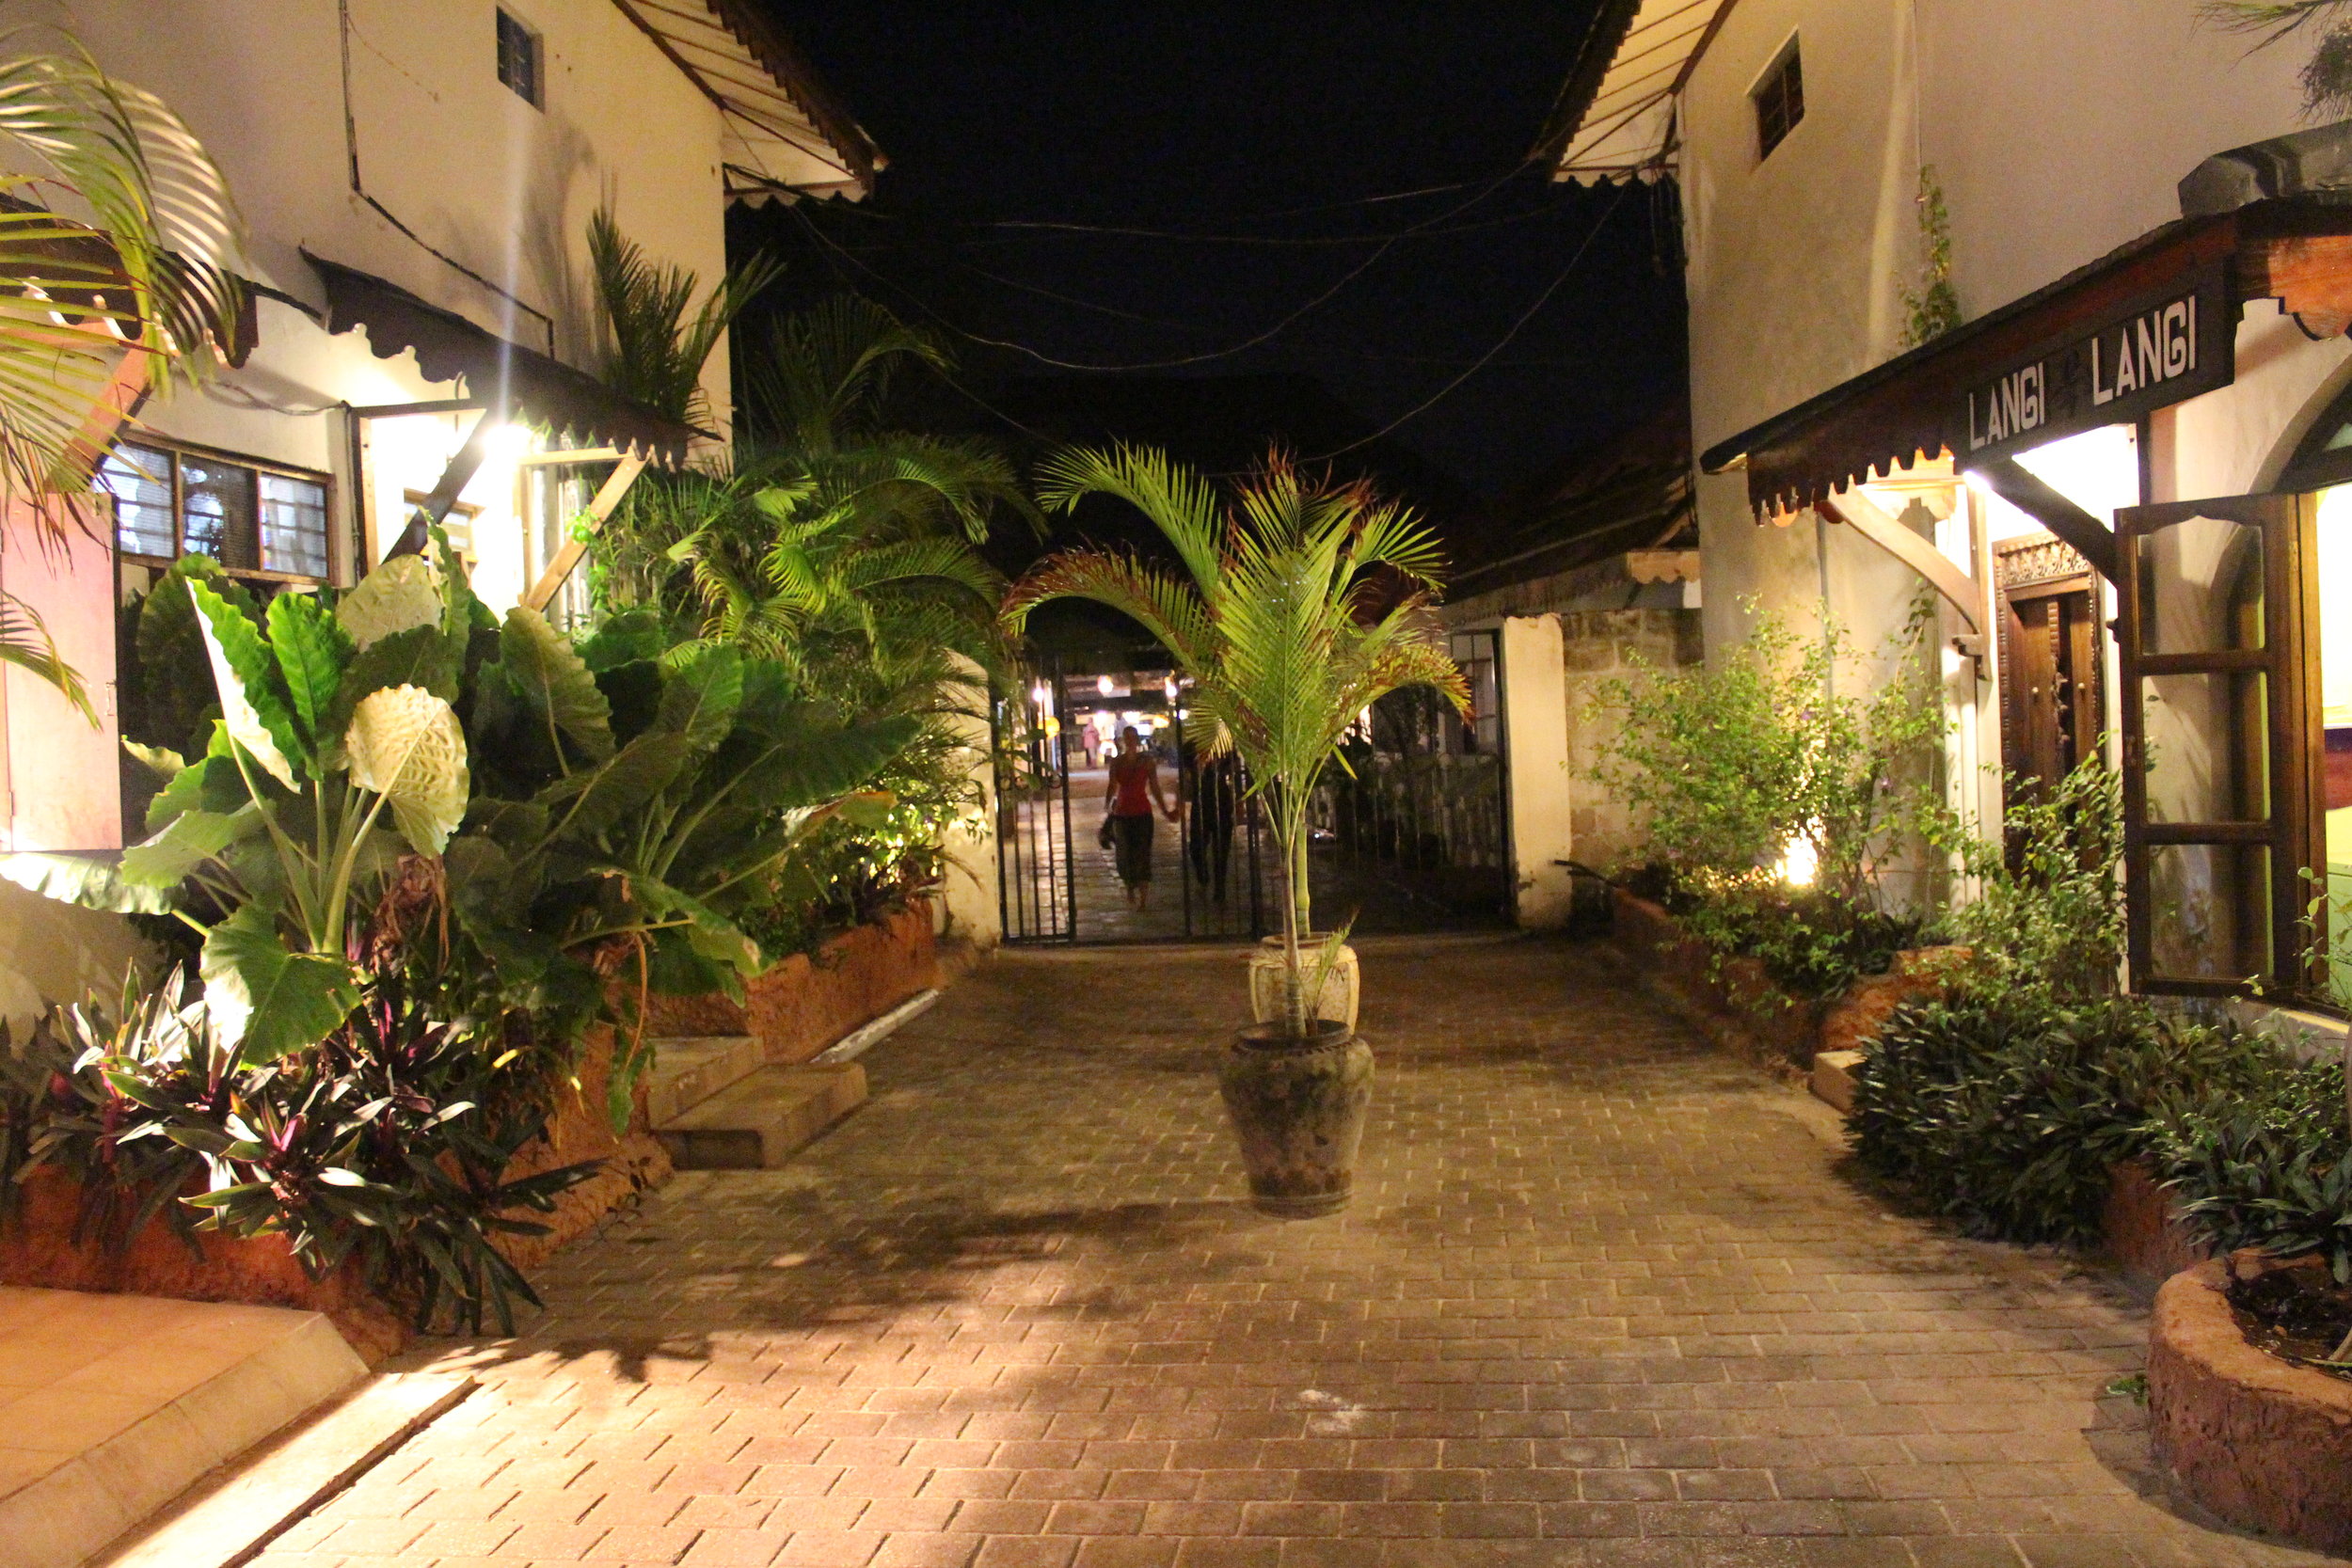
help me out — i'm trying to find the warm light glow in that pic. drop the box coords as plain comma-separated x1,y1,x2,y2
1177,706,1189,721
1164,676,1180,704
1966,423,2139,545
1776,835,1819,887
1098,673,1117,696
1030,680,1051,709
482,420,536,463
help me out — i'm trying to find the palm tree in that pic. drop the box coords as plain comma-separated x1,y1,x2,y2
1006,446,1470,1037
588,207,777,429
0,44,244,716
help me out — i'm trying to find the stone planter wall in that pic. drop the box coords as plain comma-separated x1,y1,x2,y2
2149,1259,2352,1552
1610,889,1961,1078
2101,1159,2210,1291
646,902,939,1065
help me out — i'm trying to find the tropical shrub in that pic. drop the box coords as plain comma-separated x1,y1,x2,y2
1669,872,1924,1000
2150,1050,2352,1281
1932,752,2127,1002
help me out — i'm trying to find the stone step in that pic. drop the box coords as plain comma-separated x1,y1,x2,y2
642,1034,764,1126
0,1288,369,1568
1812,1049,1865,1114
653,1063,867,1169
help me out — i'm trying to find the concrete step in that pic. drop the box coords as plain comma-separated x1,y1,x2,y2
95,1371,471,1568
1812,1049,1865,1114
0,1288,369,1568
653,1063,867,1169
642,1034,764,1126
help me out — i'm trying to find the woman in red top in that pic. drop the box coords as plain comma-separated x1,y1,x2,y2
1104,725,1178,909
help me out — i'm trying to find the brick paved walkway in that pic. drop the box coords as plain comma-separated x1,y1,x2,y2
272,938,2336,1568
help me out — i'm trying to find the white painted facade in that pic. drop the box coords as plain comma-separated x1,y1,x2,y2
1550,0,2352,923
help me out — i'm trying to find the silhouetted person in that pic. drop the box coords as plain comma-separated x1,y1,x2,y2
1188,749,1242,902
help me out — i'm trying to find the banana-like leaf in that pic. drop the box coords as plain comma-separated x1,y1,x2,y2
265,591,353,744
654,642,744,753
619,869,762,974
501,607,614,761
540,732,691,839
189,579,301,787
337,554,441,649
120,738,185,782
726,714,918,811
0,851,178,912
118,804,246,886
344,685,469,855
199,904,359,1064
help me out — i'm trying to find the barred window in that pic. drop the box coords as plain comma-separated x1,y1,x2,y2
497,8,543,108
1753,40,1804,162
99,441,333,582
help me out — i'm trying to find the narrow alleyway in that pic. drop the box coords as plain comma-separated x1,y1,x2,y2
277,940,2332,1568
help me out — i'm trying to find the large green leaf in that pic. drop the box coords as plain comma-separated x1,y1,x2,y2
541,733,691,839
189,580,303,787
337,554,441,648
655,643,743,754
338,623,460,712
727,714,918,810
0,852,179,913
265,592,353,744
199,904,360,1064
118,805,248,887
143,752,248,834
500,608,614,761
616,869,762,975
344,685,470,855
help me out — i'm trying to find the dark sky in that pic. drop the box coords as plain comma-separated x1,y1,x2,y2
754,4,1687,504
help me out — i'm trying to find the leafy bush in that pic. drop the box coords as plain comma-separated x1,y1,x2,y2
1851,989,2265,1243
1664,869,1923,1001
1,968,599,1332
2151,1053,2352,1282
1589,598,1949,905
1933,753,2125,1003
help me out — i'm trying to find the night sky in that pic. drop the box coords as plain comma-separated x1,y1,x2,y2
753,4,1688,510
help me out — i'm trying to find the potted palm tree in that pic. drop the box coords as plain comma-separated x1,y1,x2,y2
1008,447,1468,1216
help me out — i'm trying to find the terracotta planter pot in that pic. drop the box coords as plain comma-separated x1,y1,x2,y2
1217,1019,1373,1218
2149,1259,2352,1552
1247,936,1360,1033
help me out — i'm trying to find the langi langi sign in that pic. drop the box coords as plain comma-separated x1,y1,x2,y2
1958,261,2233,466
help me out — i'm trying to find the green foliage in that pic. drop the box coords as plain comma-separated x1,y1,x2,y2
1851,989,2261,1244
1590,598,1949,908
0,967,600,1332
1934,753,2127,1003
1899,166,1963,348
588,207,779,428
1010,447,1469,1036
2149,1052,2352,1281
1669,871,1923,1001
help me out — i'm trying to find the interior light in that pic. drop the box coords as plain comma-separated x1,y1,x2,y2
1098,673,1117,696
1776,834,1820,888
482,420,535,462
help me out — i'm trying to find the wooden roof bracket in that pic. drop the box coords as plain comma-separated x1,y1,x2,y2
1970,457,2120,583
1813,487,1986,645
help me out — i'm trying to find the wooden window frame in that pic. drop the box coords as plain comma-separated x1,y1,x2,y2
104,436,340,588
1752,38,1804,163
496,7,544,110
2116,493,2323,999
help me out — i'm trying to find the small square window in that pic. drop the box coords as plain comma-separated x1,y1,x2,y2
497,8,542,108
1753,40,1804,161
96,441,334,584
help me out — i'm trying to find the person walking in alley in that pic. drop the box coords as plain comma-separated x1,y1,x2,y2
1105,724,1177,909
1187,747,1242,902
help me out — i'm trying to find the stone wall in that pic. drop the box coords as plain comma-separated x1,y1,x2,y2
1561,608,1704,873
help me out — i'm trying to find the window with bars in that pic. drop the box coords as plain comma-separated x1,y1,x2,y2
98,441,333,582
497,8,543,108
1753,39,1804,162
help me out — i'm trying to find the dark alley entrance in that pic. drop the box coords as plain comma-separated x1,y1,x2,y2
993,636,1515,945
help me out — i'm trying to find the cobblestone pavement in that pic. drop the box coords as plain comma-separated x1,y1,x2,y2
268,938,2337,1568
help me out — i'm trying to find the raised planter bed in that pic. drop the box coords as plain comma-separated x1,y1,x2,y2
1610,888,1962,1078
2150,1259,2352,1552
647,902,939,1066
0,1022,672,1361
2102,1158,2211,1291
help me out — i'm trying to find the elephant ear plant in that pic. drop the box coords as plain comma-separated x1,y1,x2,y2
1007,447,1468,1215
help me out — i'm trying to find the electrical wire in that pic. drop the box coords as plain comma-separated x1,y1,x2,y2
1266,180,1636,468
793,163,1534,372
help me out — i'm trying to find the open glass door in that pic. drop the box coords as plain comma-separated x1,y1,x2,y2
2115,494,2321,997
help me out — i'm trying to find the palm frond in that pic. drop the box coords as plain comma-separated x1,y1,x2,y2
590,207,777,427
0,45,244,547
1035,444,1230,599
744,295,950,454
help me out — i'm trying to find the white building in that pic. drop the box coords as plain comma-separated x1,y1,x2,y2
0,1,877,1014
1542,0,2352,1004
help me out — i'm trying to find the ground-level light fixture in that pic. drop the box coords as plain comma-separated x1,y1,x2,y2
1776,834,1820,887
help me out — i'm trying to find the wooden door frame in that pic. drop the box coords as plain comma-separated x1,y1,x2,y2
2115,493,2322,998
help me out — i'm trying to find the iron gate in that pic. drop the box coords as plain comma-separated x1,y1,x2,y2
993,630,1511,944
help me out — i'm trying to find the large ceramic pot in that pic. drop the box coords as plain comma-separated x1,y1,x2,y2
1247,935,1360,1033
1217,1019,1374,1217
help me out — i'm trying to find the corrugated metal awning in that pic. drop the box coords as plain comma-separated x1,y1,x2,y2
609,0,882,202
1534,0,1736,185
